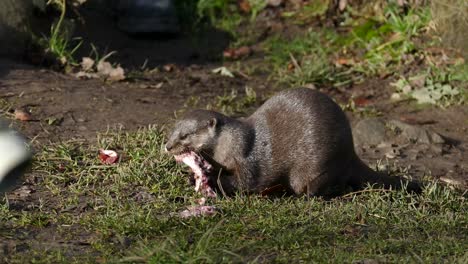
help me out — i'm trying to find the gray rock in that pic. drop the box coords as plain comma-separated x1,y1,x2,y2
388,120,445,145
353,118,387,147
429,131,445,144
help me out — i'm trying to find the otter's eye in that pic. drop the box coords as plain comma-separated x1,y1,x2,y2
179,133,188,140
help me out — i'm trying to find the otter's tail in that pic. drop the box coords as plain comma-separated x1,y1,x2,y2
348,154,422,193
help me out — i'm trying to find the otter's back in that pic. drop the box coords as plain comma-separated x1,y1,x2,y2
247,88,354,184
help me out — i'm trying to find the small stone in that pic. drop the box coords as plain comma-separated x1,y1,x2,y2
388,120,445,145
353,118,387,147
429,132,445,144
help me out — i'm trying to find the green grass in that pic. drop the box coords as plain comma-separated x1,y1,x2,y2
177,0,269,48
221,2,464,97
259,4,435,87
208,86,257,115
181,87,258,117
280,0,330,25
176,0,253,40
38,0,82,66
263,30,346,87
44,22,82,66
347,4,431,77
1,128,466,263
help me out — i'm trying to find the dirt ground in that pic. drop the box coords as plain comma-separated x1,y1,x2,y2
0,58,248,141
2,57,466,182
0,3,467,261
2,54,466,178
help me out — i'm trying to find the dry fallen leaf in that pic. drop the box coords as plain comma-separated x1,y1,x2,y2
98,149,119,165
387,32,403,43
353,97,371,107
97,60,113,75
14,109,32,121
107,66,125,82
75,71,99,79
223,46,252,59
97,61,126,81
238,0,251,13
212,67,234,78
334,58,355,66
223,49,236,59
80,57,95,72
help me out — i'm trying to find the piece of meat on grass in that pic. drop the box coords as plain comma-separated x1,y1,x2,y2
174,151,217,197
179,205,217,218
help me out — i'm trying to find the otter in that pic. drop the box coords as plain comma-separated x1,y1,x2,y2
165,88,419,197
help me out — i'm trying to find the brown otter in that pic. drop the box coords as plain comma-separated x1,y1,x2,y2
165,88,420,197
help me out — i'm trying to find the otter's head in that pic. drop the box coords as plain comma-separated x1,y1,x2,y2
165,110,222,155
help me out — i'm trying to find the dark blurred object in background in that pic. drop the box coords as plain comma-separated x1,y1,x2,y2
0,0,34,60
115,0,180,34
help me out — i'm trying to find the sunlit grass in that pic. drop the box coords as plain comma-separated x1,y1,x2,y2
1,128,466,262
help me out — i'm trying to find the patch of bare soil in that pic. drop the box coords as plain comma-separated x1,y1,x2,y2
346,78,468,187
355,104,468,187
0,59,251,143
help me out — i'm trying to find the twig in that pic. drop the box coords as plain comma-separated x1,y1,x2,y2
289,52,302,72
234,70,250,80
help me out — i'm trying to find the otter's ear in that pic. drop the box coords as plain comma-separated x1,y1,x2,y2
207,118,217,128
